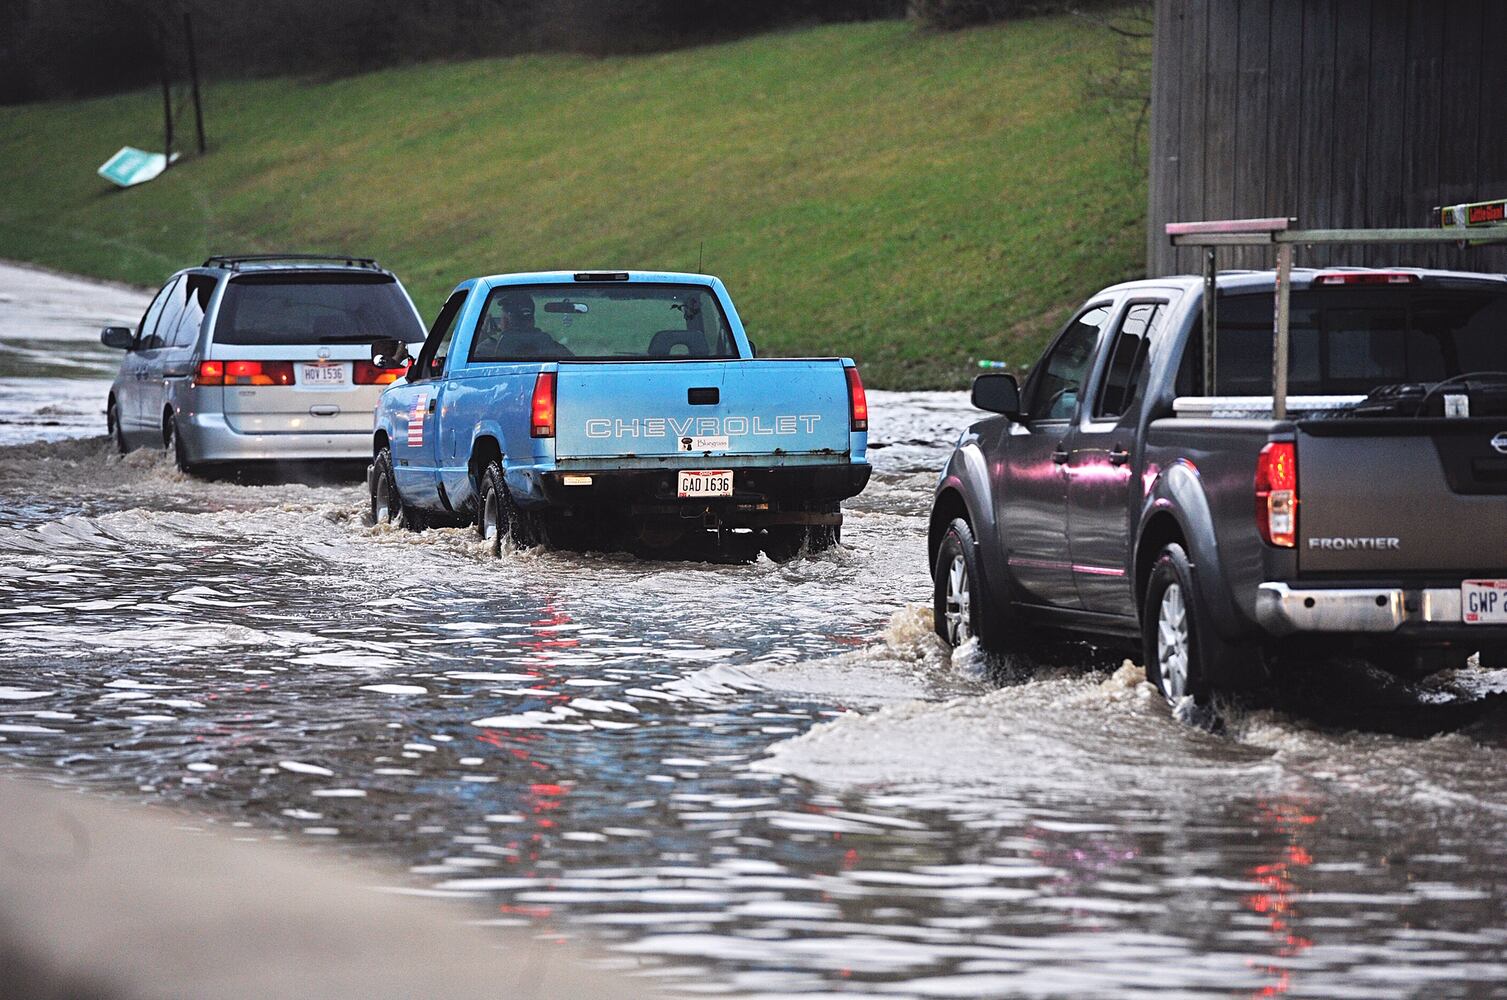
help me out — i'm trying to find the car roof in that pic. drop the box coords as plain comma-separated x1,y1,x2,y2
473,270,725,291
1099,266,1507,297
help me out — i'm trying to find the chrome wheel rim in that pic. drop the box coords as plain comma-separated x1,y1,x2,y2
944,554,972,645
1156,582,1191,702
373,472,392,522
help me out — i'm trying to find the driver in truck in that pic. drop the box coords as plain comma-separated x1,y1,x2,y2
476,291,572,360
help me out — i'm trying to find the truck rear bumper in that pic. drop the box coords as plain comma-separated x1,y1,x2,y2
1256,582,1507,640
529,463,871,514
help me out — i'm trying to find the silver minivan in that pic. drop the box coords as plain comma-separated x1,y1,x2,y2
101,255,426,471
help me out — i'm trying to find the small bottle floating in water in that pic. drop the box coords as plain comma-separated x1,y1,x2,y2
976,360,1009,370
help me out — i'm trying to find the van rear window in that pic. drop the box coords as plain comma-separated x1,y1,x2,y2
1180,284,1507,395
213,274,422,346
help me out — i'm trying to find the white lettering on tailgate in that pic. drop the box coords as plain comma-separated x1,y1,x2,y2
578,415,822,439
1307,537,1401,550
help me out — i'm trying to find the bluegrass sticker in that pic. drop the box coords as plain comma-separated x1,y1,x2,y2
679,435,730,452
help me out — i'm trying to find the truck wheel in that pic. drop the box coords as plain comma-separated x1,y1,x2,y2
371,447,423,531
475,461,529,555
932,517,1010,652
763,524,840,562
1142,543,1211,705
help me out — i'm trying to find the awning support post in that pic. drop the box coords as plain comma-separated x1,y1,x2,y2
1272,242,1293,420
1202,247,1218,394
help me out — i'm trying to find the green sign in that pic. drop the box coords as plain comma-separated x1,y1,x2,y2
97,146,171,188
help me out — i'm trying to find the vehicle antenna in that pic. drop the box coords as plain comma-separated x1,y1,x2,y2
698,241,704,273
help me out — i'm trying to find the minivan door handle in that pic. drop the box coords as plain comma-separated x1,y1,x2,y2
1051,448,1069,465
1109,447,1130,466
309,404,339,417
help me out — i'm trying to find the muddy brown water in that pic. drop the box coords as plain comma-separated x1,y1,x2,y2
3,265,1507,998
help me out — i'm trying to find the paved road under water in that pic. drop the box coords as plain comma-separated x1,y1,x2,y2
3,263,1507,998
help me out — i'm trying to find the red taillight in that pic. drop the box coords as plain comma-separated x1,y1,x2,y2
1312,271,1418,285
1255,441,1297,547
531,372,556,438
198,361,294,386
845,366,868,432
354,360,406,385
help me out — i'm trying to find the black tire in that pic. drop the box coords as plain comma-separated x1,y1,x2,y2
475,461,529,555
370,447,424,531
164,410,197,474
108,398,129,453
762,523,841,563
1142,543,1213,705
932,516,1010,652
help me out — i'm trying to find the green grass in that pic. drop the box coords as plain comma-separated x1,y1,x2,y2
0,18,1147,388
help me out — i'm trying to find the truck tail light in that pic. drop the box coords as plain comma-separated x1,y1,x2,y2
353,360,406,385
846,366,868,432
195,361,294,386
531,372,556,438
1255,441,1297,547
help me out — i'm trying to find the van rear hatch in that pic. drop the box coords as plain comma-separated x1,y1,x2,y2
553,360,853,461
207,272,423,435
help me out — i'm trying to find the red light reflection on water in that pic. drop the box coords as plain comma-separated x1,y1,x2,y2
1245,799,1316,996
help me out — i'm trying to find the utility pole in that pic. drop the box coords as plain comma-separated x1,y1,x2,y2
160,57,174,166
184,12,206,154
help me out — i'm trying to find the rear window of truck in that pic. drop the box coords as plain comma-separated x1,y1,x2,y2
214,273,422,346
468,283,737,363
1180,284,1507,395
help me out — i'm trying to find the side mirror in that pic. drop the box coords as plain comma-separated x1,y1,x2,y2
101,326,134,350
971,372,1021,416
370,338,411,370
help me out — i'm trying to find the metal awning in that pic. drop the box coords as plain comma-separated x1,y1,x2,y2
1164,201,1507,419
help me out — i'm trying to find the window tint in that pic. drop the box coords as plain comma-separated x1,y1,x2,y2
213,274,422,346
134,280,175,350
1025,304,1110,421
144,276,186,351
1094,302,1162,419
1176,286,1507,396
167,276,215,348
415,291,466,381
469,283,736,363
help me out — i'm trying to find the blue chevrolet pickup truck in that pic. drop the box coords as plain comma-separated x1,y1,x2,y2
367,271,870,559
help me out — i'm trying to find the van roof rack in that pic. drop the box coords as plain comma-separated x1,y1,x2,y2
1165,202,1507,419
201,253,384,271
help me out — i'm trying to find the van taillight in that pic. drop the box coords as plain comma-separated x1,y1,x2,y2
531,372,556,438
354,360,405,385
196,361,294,386
846,366,868,432
1255,441,1297,547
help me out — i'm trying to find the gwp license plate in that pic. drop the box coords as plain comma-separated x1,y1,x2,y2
300,363,346,385
677,470,733,498
1463,580,1507,625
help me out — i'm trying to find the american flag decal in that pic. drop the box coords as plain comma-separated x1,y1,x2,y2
406,393,428,448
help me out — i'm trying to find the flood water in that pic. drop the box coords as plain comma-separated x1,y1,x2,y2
3,264,1507,998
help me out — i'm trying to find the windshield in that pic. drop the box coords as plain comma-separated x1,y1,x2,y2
214,273,422,346
468,283,737,363
1182,284,1507,395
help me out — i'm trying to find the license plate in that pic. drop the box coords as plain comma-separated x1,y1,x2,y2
677,470,733,498
300,363,346,385
1463,580,1507,624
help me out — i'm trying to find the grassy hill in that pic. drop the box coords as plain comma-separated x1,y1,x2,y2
0,17,1147,388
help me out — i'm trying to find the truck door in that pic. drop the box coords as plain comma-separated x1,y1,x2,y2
999,302,1113,609
1066,300,1164,616
389,290,466,507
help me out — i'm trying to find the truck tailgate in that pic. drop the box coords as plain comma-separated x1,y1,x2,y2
553,360,851,460
1298,421,1507,574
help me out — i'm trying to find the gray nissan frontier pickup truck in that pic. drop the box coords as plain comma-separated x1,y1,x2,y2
930,237,1507,704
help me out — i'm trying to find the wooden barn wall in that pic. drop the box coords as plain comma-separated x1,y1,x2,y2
1148,0,1507,276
